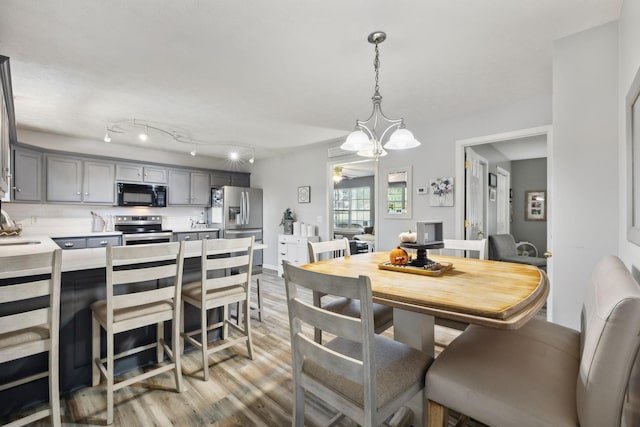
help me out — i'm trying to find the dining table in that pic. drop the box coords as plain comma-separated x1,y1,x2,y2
301,251,549,357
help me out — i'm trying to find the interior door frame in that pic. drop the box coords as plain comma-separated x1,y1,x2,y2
455,125,553,320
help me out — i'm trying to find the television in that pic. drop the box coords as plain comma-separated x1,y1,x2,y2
0,55,17,197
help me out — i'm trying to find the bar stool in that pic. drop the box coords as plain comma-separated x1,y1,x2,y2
237,266,264,323
91,242,185,425
0,249,62,427
181,237,255,381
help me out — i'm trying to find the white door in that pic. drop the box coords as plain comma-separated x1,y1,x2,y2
465,147,487,240
496,166,510,234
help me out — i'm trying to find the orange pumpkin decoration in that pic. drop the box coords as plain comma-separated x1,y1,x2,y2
389,246,409,265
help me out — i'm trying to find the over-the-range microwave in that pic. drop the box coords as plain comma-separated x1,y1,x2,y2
117,182,167,207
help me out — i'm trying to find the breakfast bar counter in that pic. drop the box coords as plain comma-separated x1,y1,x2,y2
0,238,265,418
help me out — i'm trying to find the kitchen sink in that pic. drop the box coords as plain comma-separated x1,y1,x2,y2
0,240,41,246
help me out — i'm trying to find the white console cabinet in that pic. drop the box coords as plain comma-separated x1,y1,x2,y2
277,234,319,276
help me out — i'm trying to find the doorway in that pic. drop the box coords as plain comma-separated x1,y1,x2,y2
455,125,553,319
327,158,378,247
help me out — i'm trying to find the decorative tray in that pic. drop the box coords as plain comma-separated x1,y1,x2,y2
378,261,454,277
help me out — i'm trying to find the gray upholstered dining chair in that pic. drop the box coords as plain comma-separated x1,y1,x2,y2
282,261,433,426
488,234,547,269
307,238,393,344
425,255,640,427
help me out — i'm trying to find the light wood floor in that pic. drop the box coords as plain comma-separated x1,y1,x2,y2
22,269,469,427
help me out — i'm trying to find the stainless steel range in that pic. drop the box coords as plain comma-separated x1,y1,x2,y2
114,215,173,245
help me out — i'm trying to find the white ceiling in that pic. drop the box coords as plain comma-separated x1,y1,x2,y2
0,0,621,161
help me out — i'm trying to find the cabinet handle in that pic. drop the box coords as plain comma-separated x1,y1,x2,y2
100,240,108,246
12,187,21,192
203,234,210,239
64,242,74,248
184,236,191,240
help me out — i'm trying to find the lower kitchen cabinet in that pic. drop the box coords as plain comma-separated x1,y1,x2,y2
174,230,220,242
277,234,319,276
53,234,121,250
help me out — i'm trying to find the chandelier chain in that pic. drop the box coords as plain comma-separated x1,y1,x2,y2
373,41,380,94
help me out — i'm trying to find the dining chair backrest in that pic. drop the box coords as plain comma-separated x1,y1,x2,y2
575,255,640,426
0,249,62,426
308,237,351,263
442,238,487,260
282,261,377,423
283,261,430,426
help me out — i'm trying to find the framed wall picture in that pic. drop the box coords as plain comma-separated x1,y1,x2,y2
488,172,497,187
429,177,454,207
489,188,496,202
525,190,546,221
298,186,310,203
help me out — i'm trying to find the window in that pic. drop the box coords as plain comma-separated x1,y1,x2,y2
333,186,371,227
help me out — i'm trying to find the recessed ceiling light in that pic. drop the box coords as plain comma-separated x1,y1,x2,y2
229,151,239,161
190,150,197,156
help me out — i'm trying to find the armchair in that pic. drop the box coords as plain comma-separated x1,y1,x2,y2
488,234,546,269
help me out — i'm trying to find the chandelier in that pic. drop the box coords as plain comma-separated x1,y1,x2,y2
340,31,420,160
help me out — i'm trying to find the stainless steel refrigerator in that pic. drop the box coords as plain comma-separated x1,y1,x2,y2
210,186,263,265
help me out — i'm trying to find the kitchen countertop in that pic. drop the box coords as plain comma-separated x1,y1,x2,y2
0,236,266,277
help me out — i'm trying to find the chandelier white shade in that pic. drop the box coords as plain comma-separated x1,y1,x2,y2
340,31,420,160
384,128,421,150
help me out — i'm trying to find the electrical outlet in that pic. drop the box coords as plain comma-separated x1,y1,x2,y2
416,187,427,195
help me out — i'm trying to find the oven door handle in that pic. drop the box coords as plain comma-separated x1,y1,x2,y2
123,233,173,242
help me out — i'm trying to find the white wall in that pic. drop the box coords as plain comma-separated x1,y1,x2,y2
552,21,619,329
618,1,640,277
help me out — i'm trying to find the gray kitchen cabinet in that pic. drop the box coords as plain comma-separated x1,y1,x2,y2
12,147,42,201
174,232,198,242
83,160,115,203
210,171,231,187
53,234,121,249
47,155,115,204
168,169,210,206
230,172,250,187
86,235,121,248
191,171,210,205
46,155,82,202
198,230,219,240
116,163,167,184
168,170,190,205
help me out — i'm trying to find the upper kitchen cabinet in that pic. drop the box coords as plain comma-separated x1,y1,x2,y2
210,171,231,187
46,155,115,204
230,172,250,187
12,147,42,201
168,169,210,205
116,163,167,184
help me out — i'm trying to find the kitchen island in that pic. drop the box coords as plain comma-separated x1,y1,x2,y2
0,236,264,419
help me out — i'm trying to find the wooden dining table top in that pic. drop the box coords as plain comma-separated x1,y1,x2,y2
302,251,549,329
